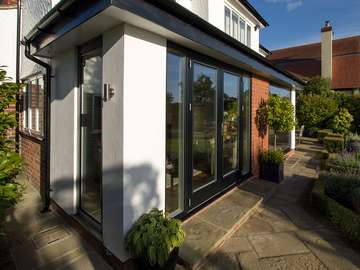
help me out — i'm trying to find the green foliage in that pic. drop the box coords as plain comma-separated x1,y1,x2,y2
255,99,268,139
312,180,360,243
322,173,360,209
342,95,360,133
327,133,344,138
267,95,295,135
0,68,21,151
256,95,295,149
326,151,360,176
260,150,285,165
303,76,331,95
125,208,185,267
296,94,338,130
0,151,22,184
328,108,353,135
352,187,360,214
323,136,344,153
317,129,333,142
347,133,360,152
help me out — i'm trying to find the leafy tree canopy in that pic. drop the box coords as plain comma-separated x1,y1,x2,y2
303,76,331,96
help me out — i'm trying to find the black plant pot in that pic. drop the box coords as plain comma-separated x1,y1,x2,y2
135,248,179,270
260,162,284,183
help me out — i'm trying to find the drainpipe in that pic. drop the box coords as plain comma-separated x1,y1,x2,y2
23,41,51,213
15,0,22,151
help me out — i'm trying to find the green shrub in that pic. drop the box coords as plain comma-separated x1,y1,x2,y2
327,133,343,139
312,180,360,243
347,133,360,152
296,94,338,130
125,208,185,267
305,127,319,138
328,108,354,135
260,150,285,165
352,187,360,214
303,76,331,96
322,173,360,209
323,136,344,153
342,95,360,133
0,151,22,184
318,129,333,142
326,151,360,175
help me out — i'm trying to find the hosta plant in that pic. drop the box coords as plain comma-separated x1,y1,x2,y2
125,208,185,268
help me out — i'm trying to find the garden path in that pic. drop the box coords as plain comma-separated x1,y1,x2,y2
200,138,360,270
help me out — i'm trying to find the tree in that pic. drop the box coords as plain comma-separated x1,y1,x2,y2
328,108,353,134
303,76,331,96
267,95,296,149
296,93,338,129
256,95,295,150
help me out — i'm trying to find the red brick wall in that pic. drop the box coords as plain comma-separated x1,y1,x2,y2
251,76,269,177
20,134,46,194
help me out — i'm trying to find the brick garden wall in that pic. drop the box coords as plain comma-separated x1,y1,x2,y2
251,76,269,177
20,134,45,194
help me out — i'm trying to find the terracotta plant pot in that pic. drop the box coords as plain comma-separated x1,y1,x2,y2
260,162,284,183
135,248,179,270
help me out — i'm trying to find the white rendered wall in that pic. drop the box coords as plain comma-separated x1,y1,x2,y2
102,24,167,261
176,0,192,10
208,0,225,30
50,48,78,214
291,88,296,150
0,9,17,81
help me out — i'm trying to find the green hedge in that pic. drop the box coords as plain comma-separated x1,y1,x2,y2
322,173,360,209
323,136,344,153
327,133,344,139
318,129,333,142
312,180,360,243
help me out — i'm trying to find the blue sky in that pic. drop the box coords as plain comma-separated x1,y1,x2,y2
248,0,360,50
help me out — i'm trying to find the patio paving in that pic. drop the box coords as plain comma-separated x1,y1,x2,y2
180,178,277,269
1,176,112,270
198,138,360,270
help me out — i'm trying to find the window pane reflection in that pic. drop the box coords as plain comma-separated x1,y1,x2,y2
223,73,239,175
192,63,217,191
165,52,185,214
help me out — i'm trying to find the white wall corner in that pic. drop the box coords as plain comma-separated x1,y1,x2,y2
290,88,296,150
121,23,167,259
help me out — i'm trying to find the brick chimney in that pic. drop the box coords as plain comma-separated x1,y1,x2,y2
321,21,333,79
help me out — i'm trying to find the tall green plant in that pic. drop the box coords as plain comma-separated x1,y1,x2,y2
0,67,20,151
267,95,295,149
303,76,331,96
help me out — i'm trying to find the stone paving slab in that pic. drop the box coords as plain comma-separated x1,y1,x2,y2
248,232,310,258
3,176,112,270
180,179,276,269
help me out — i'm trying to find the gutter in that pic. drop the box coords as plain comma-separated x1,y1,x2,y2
23,41,52,213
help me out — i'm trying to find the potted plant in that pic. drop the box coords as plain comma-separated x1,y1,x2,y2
260,150,285,183
125,208,185,270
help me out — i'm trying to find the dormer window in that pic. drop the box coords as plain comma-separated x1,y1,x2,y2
224,5,252,48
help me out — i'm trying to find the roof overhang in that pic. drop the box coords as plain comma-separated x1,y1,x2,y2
25,0,304,90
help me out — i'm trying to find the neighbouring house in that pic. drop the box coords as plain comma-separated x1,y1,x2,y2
269,21,360,95
18,0,303,263
0,0,17,81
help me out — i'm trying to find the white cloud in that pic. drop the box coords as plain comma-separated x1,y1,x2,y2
287,1,302,12
265,0,303,12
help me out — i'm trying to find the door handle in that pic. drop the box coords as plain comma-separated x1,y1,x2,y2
103,83,115,102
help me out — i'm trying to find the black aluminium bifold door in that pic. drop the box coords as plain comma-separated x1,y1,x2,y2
165,46,251,216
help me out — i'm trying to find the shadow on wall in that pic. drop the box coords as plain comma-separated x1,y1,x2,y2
51,162,161,261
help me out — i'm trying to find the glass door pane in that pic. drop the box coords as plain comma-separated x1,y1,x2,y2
165,52,185,214
80,53,102,223
242,76,251,175
192,63,217,192
223,73,240,175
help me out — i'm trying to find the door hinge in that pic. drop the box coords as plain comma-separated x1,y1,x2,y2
189,60,192,68
189,198,192,206
189,103,192,111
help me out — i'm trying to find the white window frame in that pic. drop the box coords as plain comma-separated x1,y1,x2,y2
22,75,44,134
224,4,253,48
